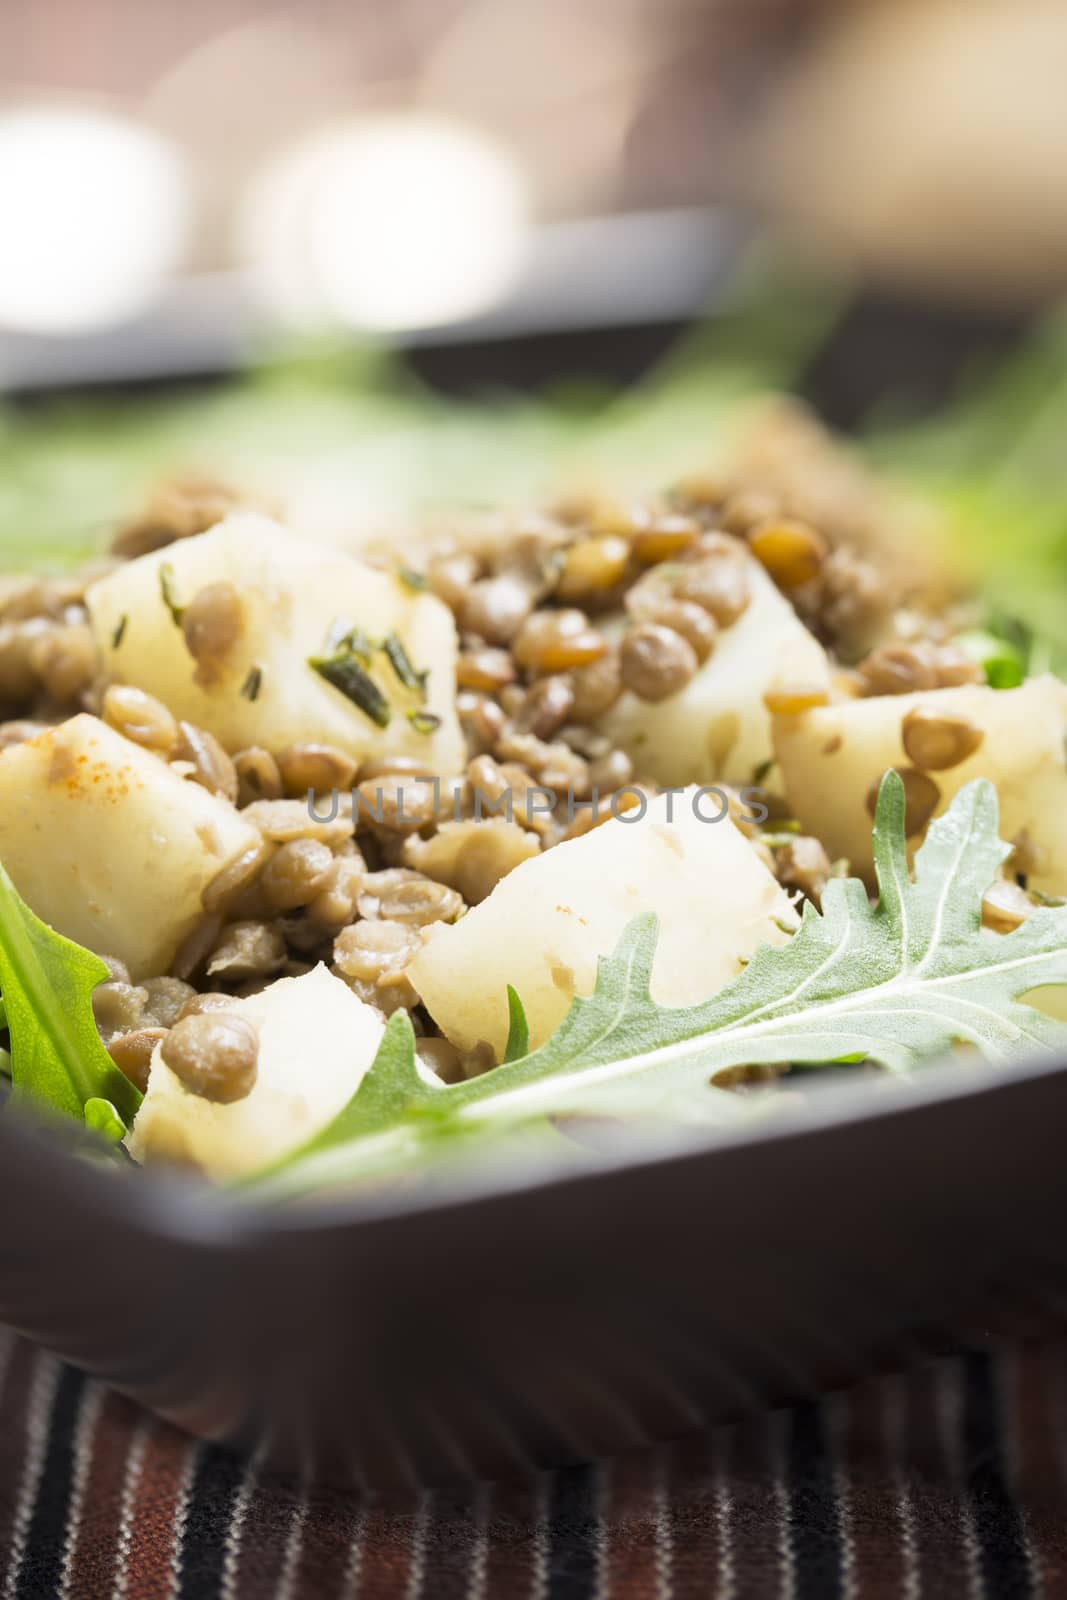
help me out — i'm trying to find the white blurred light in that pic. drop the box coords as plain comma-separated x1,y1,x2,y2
241,114,529,333
0,105,188,335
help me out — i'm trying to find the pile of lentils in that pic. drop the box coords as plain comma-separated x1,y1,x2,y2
0,461,985,1108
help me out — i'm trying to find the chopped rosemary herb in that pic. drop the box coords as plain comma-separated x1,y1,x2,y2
323,616,373,659
398,565,428,592
310,653,391,727
110,614,128,650
382,631,429,698
159,563,185,625
407,709,442,735
241,665,264,702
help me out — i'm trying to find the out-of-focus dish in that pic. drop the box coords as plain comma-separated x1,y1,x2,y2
1,405,1067,1199
2,390,1067,1486
2,406,1067,1196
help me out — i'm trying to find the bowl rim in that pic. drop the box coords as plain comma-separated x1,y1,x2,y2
3,1042,1063,1247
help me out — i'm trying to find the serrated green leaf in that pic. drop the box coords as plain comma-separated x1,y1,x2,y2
249,775,1067,1198
0,862,142,1124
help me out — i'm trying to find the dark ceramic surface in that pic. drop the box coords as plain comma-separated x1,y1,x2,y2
1,1051,1065,1489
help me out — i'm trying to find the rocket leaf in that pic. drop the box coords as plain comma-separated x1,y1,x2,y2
250,775,1067,1197
0,863,142,1125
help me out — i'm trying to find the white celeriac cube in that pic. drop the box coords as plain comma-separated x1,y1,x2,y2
128,965,384,1178
0,714,261,979
599,557,830,791
409,786,798,1058
86,514,465,774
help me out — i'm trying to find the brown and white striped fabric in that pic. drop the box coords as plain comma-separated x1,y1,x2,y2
3,1327,1067,1599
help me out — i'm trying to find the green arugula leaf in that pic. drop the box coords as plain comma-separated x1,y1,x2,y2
0,863,142,1124
954,627,1026,689
84,1098,128,1145
249,775,1067,1197
503,986,530,1063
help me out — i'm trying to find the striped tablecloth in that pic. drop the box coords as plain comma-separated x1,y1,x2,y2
3,1326,1067,1599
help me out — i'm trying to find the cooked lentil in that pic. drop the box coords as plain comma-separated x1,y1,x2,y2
900,706,984,772
456,647,517,693
403,817,540,905
587,748,635,794
170,914,224,982
180,582,244,681
30,623,97,703
356,774,439,834
306,854,367,929
333,919,422,986
512,610,607,675
981,879,1034,933
774,836,832,907
620,623,698,702
161,1012,259,1104
631,514,701,565
748,519,827,589
260,839,334,910
242,797,353,847
514,676,575,740
102,684,179,755
415,1036,464,1084
857,642,939,696
176,992,239,1022
865,767,941,836
460,575,533,645
175,721,239,803
109,1028,169,1094
671,551,751,628
276,742,357,797
205,920,287,981
645,599,717,662
356,868,463,926
719,488,781,537
141,977,198,1029
234,746,284,806
456,691,508,752
92,981,149,1042
426,551,479,610
556,535,631,603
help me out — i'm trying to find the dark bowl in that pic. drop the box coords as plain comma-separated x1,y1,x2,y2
3,1048,1067,1490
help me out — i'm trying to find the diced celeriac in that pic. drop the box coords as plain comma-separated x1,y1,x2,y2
127,965,383,1178
408,786,798,1058
0,714,260,979
86,514,465,774
772,675,1067,893
598,557,830,791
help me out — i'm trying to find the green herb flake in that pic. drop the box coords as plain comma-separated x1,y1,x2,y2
398,565,428,592
407,709,441,735
110,614,128,650
159,563,185,626
323,618,374,662
310,653,391,728
383,632,429,698
241,665,264,702
248,774,1067,1198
